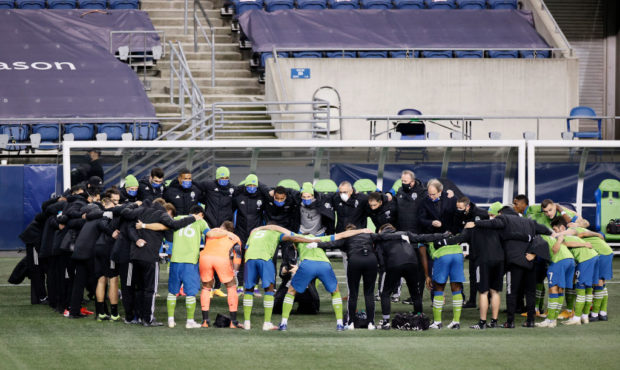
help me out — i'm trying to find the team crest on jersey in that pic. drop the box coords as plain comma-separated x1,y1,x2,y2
475,216,480,221
240,201,245,205
385,210,391,217
214,188,219,192
175,195,180,199
412,193,417,200
324,203,331,209
257,200,262,207
145,186,149,191
229,188,234,195
354,200,359,208
191,192,195,199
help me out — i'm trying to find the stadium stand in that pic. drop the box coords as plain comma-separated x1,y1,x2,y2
15,0,45,8
77,0,107,8
566,106,602,140
264,0,294,12
327,0,360,9
424,0,456,9
487,0,517,9
454,50,484,58
4,0,139,8
392,0,424,8
488,50,519,58
47,0,77,9
97,123,127,141
456,0,485,9
360,0,393,9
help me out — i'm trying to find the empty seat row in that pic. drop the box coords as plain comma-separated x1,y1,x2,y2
0,0,139,9
230,0,517,15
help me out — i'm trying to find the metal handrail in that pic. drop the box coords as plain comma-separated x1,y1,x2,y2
267,46,566,54
193,0,216,88
168,40,205,121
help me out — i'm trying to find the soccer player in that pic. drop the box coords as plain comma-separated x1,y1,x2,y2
242,224,316,330
199,221,244,328
277,227,374,331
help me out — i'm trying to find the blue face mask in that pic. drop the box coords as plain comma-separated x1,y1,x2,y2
218,179,229,187
127,189,138,197
181,180,192,189
151,182,162,189
274,200,285,207
302,199,314,206
431,197,440,203
246,186,257,194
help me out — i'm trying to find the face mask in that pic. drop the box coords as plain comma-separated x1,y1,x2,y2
181,180,192,189
431,197,440,203
127,189,138,197
302,199,314,206
340,193,350,202
151,182,162,189
246,186,257,194
274,200,285,207
456,209,466,215
402,183,412,193
218,179,229,187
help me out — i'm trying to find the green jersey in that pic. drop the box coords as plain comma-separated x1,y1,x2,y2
428,242,463,260
573,227,613,256
525,205,575,229
540,235,573,264
296,235,333,263
564,235,598,263
171,217,208,264
245,229,284,262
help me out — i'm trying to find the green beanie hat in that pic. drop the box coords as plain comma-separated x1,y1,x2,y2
488,201,503,216
301,182,314,196
216,166,230,179
124,175,139,188
245,174,258,186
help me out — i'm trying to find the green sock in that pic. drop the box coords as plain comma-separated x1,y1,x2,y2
243,293,254,322
574,288,586,316
583,288,593,315
282,293,295,320
432,292,444,323
452,291,463,323
547,294,559,320
186,296,196,321
535,283,545,311
592,286,604,314
600,286,608,313
167,293,177,319
332,291,343,322
264,293,275,323
565,289,576,311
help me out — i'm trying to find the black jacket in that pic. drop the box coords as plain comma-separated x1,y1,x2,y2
87,159,104,181
317,233,378,260
418,191,457,234
138,176,165,202
72,203,105,260
436,227,504,265
374,230,442,269
331,192,368,232
39,199,67,258
163,179,201,216
393,179,426,233
232,187,266,244
111,202,143,264
119,187,139,204
299,193,336,235
453,202,489,233
367,195,397,230
55,194,88,255
197,179,235,228
264,188,300,232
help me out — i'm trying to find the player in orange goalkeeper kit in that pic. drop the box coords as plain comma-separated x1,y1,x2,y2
199,221,243,328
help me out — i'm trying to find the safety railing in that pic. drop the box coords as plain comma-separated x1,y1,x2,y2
193,0,216,88
109,30,166,91
168,40,205,129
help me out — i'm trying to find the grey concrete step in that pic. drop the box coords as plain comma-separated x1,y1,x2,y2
162,85,263,95
158,68,253,78
147,9,221,19
150,17,226,27
157,25,232,36
171,51,243,61
142,1,215,10
151,77,259,89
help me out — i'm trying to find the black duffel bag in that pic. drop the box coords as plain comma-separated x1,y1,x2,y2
607,219,620,234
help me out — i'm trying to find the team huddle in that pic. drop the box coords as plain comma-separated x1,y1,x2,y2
19,166,613,331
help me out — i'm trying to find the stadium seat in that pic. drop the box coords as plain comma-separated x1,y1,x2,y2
454,50,483,58
325,51,356,58
456,0,485,8
0,125,29,151
566,106,602,140
48,0,76,8
487,0,517,9
109,0,139,9
15,0,45,8
519,50,551,58
296,0,326,9
422,50,453,58
64,124,95,140
389,50,418,58
292,51,323,58
265,0,294,11
130,122,159,140
277,179,301,191
0,0,14,8
395,108,425,140
97,123,127,141
77,0,106,8
488,50,519,58
353,179,378,194
392,0,423,8
260,52,289,67
425,0,456,9
313,179,338,194
358,51,388,58
237,0,264,15
595,179,620,241
360,0,392,9
328,0,360,9
31,124,60,149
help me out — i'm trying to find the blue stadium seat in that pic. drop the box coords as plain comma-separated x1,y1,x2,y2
97,123,127,140
360,0,392,9
389,50,418,58
0,0,15,8
65,124,95,140
292,51,323,58
358,51,388,58
1,125,29,151
77,0,106,8
456,0,485,9
15,0,45,8
260,52,289,66
487,0,517,9
425,0,456,9
422,50,453,58
520,50,551,58
31,124,60,149
454,50,483,58
488,50,518,58
296,0,326,9
265,0,294,11
325,51,356,58
131,122,159,140
48,0,76,8
237,0,264,15
392,0,423,8
328,0,359,9
566,106,602,140
109,0,139,9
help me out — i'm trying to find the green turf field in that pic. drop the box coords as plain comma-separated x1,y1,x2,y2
1,255,619,369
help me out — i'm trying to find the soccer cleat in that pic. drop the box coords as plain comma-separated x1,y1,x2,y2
63,309,70,317
201,320,210,328
168,318,176,328
244,320,251,330
80,307,94,316
501,322,515,329
374,293,381,302
186,321,202,329
488,320,499,328
337,324,345,332
237,287,244,295
143,320,164,327
68,314,86,319
213,289,227,298
378,319,390,330
598,315,608,322
557,310,572,320
581,315,589,324
124,318,138,325
462,301,476,309
110,315,121,322
230,321,244,329
391,296,400,303
263,322,278,331
470,322,486,330
278,323,288,331
447,321,460,330
521,321,535,328
345,323,355,331
429,322,443,330
562,317,581,326
537,311,547,318
403,297,414,305
367,322,376,330
97,314,110,322
535,320,551,328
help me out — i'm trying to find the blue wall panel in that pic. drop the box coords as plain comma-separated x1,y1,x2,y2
0,166,24,250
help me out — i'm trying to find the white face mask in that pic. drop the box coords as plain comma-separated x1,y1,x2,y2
340,193,350,202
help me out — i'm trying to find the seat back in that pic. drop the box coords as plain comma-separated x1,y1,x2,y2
32,124,60,141
520,50,551,58
260,52,289,67
292,51,323,58
488,50,519,58
454,50,483,58
425,0,456,8
0,1,15,9
297,0,327,9
329,0,360,9
457,0,485,9
109,0,139,9
277,179,301,191
314,179,338,194
326,51,356,58
422,50,453,58
98,123,127,140
393,0,423,8
358,51,388,58
78,0,106,8
567,106,601,139
488,0,517,9
16,0,45,8
595,179,620,236
131,122,159,140
389,50,418,58
353,178,377,194
265,0,294,11
48,0,76,8
0,124,29,141
64,124,95,140
237,0,264,15
361,0,392,9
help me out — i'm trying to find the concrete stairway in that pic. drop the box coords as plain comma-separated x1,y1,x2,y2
142,0,275,139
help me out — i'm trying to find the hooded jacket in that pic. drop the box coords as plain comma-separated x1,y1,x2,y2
232,185,266,244
367,194,398,230
453,201,490,233
163,179,201,216
138,176,165,202
393,178,426,233
197,179,235,228
435,226,504,265
72,203,105,260
264,188,301,232
374,229,444,269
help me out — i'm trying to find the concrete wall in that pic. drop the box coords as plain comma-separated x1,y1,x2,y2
265,57,579,140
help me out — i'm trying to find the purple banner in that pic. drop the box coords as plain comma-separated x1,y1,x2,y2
0,10,157,119
239,9,550,53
